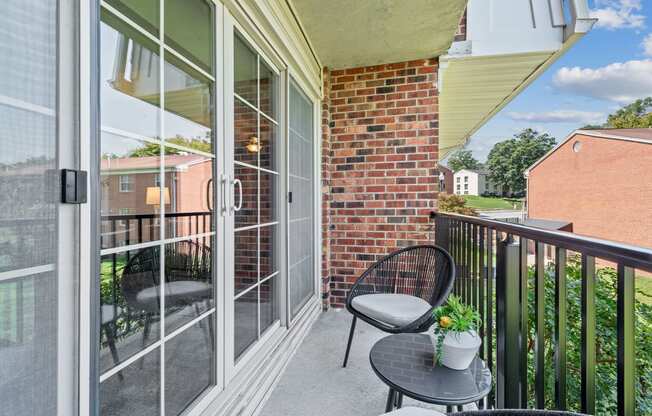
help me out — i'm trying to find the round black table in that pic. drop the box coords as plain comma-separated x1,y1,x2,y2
369,333,492,413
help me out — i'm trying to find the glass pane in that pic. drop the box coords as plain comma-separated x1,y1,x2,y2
100,248,161,373
0,1,58,414
163,54,213,151
165,317,214,416
100,348,161,416
259,61,278,120
105,0,159,36
260,276,278,334
164,0,213,73
234,228,257,296
234,35,257,106
234,289,257,359
259,116,277,172
0,272,57,415
260,171,278,224
100,20,160,139
234,164,258,229
163,151,213,239
100,134,162,249
259,224,277,280
164,238,213,333
234,98,258,166
288,80,314,318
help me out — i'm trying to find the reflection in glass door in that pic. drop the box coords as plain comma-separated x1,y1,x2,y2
288,79,315,319
232,33,281,360
0,1,79,415
97,1,217,415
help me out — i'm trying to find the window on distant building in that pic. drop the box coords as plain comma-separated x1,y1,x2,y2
464,176,468,183
119,175,133,192
154,173,161,187
464,183,468,190
456,177,460,182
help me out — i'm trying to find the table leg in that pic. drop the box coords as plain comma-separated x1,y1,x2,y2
385,388,396,412
395,392,403,409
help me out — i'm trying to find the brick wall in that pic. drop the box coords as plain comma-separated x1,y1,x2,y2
528,133,652,248
454,9,467,42
321,59,440,308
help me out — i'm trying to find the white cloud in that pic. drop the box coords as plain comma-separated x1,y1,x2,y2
553,59,652,104
507,110,605,125
643,33,652,56
591,0,645,30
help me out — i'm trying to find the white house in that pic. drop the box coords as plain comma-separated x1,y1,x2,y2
453,169,501,196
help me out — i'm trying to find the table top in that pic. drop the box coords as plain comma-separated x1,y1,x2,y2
369,333,492,406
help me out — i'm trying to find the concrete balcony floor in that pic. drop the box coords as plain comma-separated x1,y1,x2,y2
260,310,479,416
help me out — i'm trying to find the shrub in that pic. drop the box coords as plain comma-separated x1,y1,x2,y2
438,194,478,216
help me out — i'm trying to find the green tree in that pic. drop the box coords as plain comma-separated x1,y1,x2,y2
447,149,481,172
129,136,211,157
437,194,478,216
485,128,556,195
605,97,652,128
583,97,652,129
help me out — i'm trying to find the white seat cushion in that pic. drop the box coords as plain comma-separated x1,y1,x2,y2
382,407,446,416
351,293,432,327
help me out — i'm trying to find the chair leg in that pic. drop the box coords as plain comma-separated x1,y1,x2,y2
139,315,151,370
342,315,357,368
103,323,123,381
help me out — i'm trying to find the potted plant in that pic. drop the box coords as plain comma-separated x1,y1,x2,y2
430,295,482,370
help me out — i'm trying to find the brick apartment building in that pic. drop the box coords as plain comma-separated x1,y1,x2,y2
526,128,652,248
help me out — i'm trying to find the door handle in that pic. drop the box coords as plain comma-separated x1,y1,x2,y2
220,174,227,216
231,178,243,214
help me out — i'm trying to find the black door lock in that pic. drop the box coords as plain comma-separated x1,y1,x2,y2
61,169,88,204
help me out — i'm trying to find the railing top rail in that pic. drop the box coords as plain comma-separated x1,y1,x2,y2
101,211,211,221
435,212,652,272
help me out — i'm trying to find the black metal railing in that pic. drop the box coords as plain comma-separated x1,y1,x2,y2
434,212,652,415
100,211,212,249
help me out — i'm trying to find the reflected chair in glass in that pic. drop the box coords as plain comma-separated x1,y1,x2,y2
380,409,589,416
342,245,455,367
121,240,214,349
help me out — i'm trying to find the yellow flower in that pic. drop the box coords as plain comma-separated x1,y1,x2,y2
439,316,452,328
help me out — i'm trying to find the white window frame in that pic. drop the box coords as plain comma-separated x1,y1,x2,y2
118,174,133,192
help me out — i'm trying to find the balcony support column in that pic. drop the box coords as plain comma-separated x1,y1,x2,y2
495,233,521,409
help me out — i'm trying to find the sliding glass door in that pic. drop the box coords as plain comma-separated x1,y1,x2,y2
97,1,217,415
288,79,315,319
230,32,281,361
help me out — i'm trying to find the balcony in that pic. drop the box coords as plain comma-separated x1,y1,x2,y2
96,211,652,415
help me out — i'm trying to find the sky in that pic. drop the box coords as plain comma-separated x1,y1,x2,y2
464,0,652,161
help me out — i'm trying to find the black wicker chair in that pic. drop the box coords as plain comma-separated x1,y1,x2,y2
381,409,589,416
343,245,455,367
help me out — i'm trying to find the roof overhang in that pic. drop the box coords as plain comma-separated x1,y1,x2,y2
438,0,597,159
438,49,556,157
289,0,467,69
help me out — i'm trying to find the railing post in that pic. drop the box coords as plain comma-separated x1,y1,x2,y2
617,264,635,416
581,255,596,414
495,233,521,409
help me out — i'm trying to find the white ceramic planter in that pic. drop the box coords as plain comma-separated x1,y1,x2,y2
430,329,481,370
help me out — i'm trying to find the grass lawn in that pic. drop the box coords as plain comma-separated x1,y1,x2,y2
462,195,523,211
